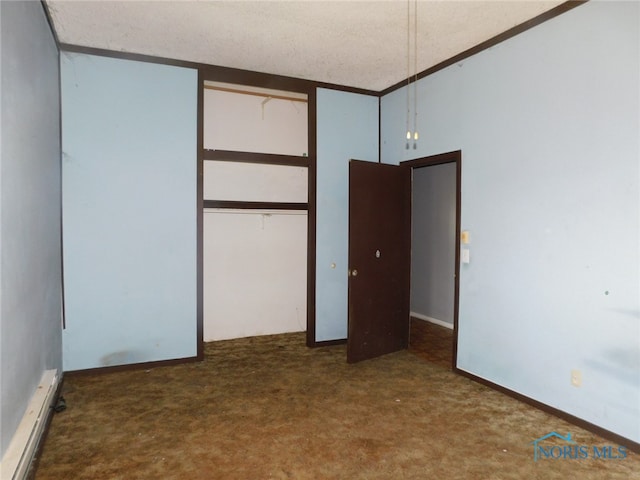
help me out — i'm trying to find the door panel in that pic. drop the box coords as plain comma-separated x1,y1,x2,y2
347,160,411,363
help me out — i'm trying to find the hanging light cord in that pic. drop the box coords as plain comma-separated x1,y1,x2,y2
413,0,419,149
405,0,419,150
406,0,411,149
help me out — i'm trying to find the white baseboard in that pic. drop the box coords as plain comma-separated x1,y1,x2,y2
410,312,454,330
0,369,58,480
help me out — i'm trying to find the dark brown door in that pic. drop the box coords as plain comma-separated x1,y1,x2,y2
347,160,411,363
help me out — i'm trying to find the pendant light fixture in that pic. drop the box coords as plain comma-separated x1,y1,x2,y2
405,0,419,150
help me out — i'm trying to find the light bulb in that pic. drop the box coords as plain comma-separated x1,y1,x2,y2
414,131,419,140
406,130,411,140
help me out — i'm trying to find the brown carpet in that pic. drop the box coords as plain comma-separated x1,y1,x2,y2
408,318,453,369
35,333,639,479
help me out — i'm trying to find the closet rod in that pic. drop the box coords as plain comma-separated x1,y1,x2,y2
204,85,308,103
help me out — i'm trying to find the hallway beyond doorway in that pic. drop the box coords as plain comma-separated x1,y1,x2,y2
409,317,453,369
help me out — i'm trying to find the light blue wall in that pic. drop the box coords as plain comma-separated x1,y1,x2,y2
0,1,62,457
316,88,378,341
411,163,456,325
382,1,639,442
61,53,198,371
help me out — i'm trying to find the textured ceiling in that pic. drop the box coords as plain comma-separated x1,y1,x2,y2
45,0,566,92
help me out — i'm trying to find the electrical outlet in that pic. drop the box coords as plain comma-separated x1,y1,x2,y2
571,369,582,387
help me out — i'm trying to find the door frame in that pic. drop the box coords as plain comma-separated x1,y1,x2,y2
197,71,318,355
401,150,461,369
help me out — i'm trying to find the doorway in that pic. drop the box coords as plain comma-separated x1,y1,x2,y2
201,82,309,342
345,151,460,366
403,151,461,370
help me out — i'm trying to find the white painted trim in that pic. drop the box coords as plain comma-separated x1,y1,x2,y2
410,312,454,330
0,369,58,480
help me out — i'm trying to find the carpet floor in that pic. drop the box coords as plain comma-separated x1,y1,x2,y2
408,318,453,370
34,332,639,479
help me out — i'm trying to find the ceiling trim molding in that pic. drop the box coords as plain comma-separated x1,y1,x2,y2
59,42,225,72
379,0,588,97
58,43,378,97
199,64,379,97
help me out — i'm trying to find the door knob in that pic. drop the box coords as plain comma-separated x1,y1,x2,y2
351,269,358,277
